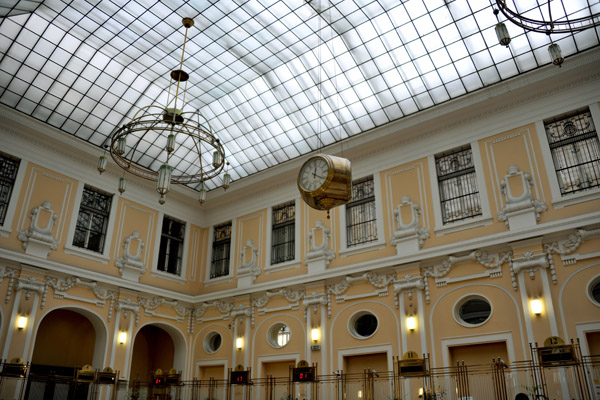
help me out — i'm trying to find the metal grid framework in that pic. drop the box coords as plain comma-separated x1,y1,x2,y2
435,145,482,224
0,1,599,190
0,152,20,225
271,201,295,264
73,185,112,253
157,215,186,275
211,222,232,279
545,108,600,195
346,175,377,246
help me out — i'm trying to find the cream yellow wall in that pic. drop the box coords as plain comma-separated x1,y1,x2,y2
330,300,399,371
0,163,77,255
343,353,388,375
261,360,293,378
1,59,599,384
429,283,527,362
252,314,305,359
198,365,225,380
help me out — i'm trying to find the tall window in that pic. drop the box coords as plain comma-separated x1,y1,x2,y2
158,216,185,275
346,176,377,247
211,222,231,279
0,152,20,226
544,109,600,195
73,186,112,252
435,145,482,224
271,201,295,264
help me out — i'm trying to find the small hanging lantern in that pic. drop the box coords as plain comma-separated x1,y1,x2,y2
495,22,511,47
159,194,166,205
118,177,126,194
548,43,564,67
97,155,107,174
222,172,231,190
166,133,176,153
212,150,223,168
157,164,173,195
116,136,126,155
198,184,207,204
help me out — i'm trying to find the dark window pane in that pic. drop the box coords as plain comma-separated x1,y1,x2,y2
355,313,378,337
545,109,600,195
272,201,295,264
158,216,185,276
346,176,377,246
459,299,491,325
211,222,231,278
72,186,111,253
592,281,600,304
0,153,20,225
436,146,482,224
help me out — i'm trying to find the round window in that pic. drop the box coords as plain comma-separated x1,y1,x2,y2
349,311,378,339
204,331,222,354
456,296,492,326
267,323,290,348
589,277,600,305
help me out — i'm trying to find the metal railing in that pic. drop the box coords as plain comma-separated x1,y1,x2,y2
2,356,599,400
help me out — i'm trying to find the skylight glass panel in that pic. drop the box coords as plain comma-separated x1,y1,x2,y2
0,0,597,190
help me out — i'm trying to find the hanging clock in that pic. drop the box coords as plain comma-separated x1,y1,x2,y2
298,154,352,212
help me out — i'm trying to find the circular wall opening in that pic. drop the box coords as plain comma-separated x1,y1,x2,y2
267,323,290,348
349,311,378,339
454,295,492,327
204,331,222,354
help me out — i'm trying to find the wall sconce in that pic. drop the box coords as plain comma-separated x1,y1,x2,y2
118,331,127,344
236,337,244,350
311,328,320,343
406,316,417,331
17,316,28,330
357,390,362,399
418,387,424,398
530,299,543,315
310,328,321,350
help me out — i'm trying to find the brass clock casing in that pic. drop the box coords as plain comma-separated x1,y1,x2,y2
298,154,352,211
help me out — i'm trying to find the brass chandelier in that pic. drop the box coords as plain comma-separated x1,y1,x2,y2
493,0,600,67
97,18,229,205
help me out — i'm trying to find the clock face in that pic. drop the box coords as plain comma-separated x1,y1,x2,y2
299,157,329,192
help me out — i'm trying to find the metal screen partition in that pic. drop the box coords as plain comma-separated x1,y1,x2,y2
5,358,600,399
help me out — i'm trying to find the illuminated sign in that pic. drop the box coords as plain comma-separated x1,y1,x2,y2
292,367,315,382
230,370,249,385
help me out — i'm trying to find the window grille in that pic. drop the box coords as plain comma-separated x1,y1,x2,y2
346,176,377,247
0,153,20,225
211,222,231,279
435,145,482,224
158,216,185,275
545,109,600,195
271,201,295,264
73,186,112,252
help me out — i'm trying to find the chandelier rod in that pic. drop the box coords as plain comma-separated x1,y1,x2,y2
495,0,600,34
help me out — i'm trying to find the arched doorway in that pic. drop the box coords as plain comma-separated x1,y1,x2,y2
129,323,187,382
28,308,108,400
31,308,107,368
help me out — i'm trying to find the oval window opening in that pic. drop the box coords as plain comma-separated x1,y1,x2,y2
459,298,491,325
350,312,378,338
268,323,290,348
204,331,222,353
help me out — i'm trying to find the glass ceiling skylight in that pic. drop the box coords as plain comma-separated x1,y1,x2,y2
0,0,598,189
